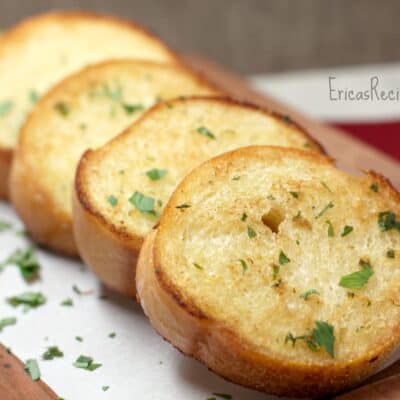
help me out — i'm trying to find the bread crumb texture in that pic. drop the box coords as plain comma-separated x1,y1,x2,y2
156,146,400,364
17,61,217,216
0,12,176,149
81,98,319,243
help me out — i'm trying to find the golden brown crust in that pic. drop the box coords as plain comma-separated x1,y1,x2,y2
138,146,400,397
0,10,182,201
73,151,142,296
138,230,394,398
0,147,12,199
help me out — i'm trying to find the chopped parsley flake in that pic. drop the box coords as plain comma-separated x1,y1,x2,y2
72,285,93,296
73,355,102,371
378,211,400,232
24,359,40,381
1,247,40,282
339,259,374,289
176,203,191,209
239,259,248,273
129,191,158,217
122,103,144,114
290,191,299,199
54,102,70,117
321,181,332,192
7,292,46,311
300,289,320,300
387,249,395,258
107,195,118,206
75,336,83,342
108,332,116,338
197,126,216,139
0,100,13,117
146,168,167,181
341,225,354,237
212,394,232,400
272,264,280,280
0,220,12,232
247,226,256,238
102,386,110,392
241,212,247,222
279,251,290,265
315,202,334,219
29,90,39,104
370,183,379,192
42,346,64,360
61,298,73,306
0,317,17,332
285,320,335,357
193,263,203,270
326,220,334,237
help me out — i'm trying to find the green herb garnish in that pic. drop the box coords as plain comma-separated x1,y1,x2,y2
193,263,203,270
73,355,102,371
0,220,12,232
312,321,335,357
378,211,400,232
300,289,320,300
315,202,334,219
54,102,70,117
176,203,191,209
7,292,46,311
290,191,299,199
212,394,232,400
146,168,167,181
29,90,39,104
339,259,374,289
75,336,83,342
107,195,118,206
102,386,110,392
247,226,256,238
42,346,64,360
370,183,379,193
321,181,332,192
241,212,247,222
72,285,93,296
387,249,395,258
122,103,144,114
108,332,116,338
0,317,17,332
1,247,40,282
239,259,248,273
197,126,216,139
129,191,158,216
285,332,306,347
341,225,354,237
60,298,73,307
326,220,334,237
279,251,290,265
272,264,280,280
24,359,40,381
0,100,13,117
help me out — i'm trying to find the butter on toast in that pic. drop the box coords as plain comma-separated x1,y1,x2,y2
10,61,220,255
73,97,323,296
136,145,400,397
0,10,178,198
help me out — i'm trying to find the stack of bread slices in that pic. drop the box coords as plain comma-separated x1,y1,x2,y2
2,10,399,398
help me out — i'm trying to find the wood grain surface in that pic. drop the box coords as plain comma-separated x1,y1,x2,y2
0,344,57,399
0,55,399,400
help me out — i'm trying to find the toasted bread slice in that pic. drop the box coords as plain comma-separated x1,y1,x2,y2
0,10,179,198
10,61,220,255
136,145,400,397
73,97,323,296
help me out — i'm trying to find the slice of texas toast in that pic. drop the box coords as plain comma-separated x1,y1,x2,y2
73,97,323,296
0,11,178,198
136,145,400,397
10,61,220,255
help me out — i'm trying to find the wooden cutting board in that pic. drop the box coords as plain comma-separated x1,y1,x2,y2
1,55,399,400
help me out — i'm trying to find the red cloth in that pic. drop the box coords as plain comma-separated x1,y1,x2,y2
334,122,400,161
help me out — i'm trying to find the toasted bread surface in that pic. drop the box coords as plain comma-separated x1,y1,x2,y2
74,97,322,296
10,61,219,255
0,10,178,198
137,146,400,397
